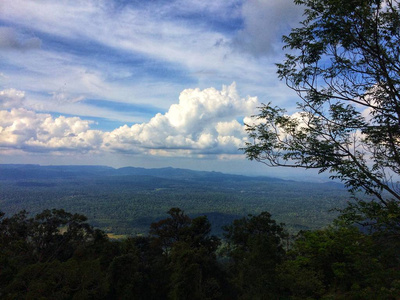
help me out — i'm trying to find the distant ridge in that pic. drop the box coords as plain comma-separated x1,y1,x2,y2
0,164,286,183
0,164,113,180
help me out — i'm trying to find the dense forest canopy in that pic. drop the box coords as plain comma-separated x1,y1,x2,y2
0,164,349,236
2,208,400,299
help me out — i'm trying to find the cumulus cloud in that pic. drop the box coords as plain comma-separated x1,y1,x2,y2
0,105,103,152
0,84,258,156
233,0,304,56
104,83,258,155
0,27,41,50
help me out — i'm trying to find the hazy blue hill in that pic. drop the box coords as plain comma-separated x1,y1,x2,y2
114,166,214,180
0,164,288,183
0,164,114,180
0,164,76,180
114,166,283,182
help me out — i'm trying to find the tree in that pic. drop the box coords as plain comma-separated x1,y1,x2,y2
107,236,168,300
0,209,110,299
30,209,94,262
279,225,400,299
149,208,192,256
244,0,400,229
222,212,287,299
150,208,224,299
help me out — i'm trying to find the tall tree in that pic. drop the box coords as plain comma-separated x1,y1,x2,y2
244,0,400,229
223,212,287,299
150,208,224,299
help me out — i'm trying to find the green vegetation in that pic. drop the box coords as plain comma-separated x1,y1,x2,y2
0,164,349,235
2,208,400,299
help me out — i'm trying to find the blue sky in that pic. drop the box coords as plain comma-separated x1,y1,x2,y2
0,0,314,177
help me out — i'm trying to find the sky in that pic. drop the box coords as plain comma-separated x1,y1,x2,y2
0,0,314,178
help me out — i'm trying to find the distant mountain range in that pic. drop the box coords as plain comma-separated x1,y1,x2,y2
0,164,289,183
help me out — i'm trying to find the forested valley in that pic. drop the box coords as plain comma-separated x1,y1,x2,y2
1,164,399,299
3,0,400,298
0,164,348,236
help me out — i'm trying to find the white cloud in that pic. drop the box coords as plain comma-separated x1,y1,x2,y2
0,107,103,152
0,84,258,156
104,83,258,154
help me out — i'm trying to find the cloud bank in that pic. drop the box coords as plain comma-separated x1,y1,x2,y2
0,84,258,156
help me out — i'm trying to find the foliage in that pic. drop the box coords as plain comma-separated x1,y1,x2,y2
279,225,400,299
0,209,107,299
2,208,400,299
222,212,288,299
150,208,224,299
107,236,167,299
244,0,400,224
